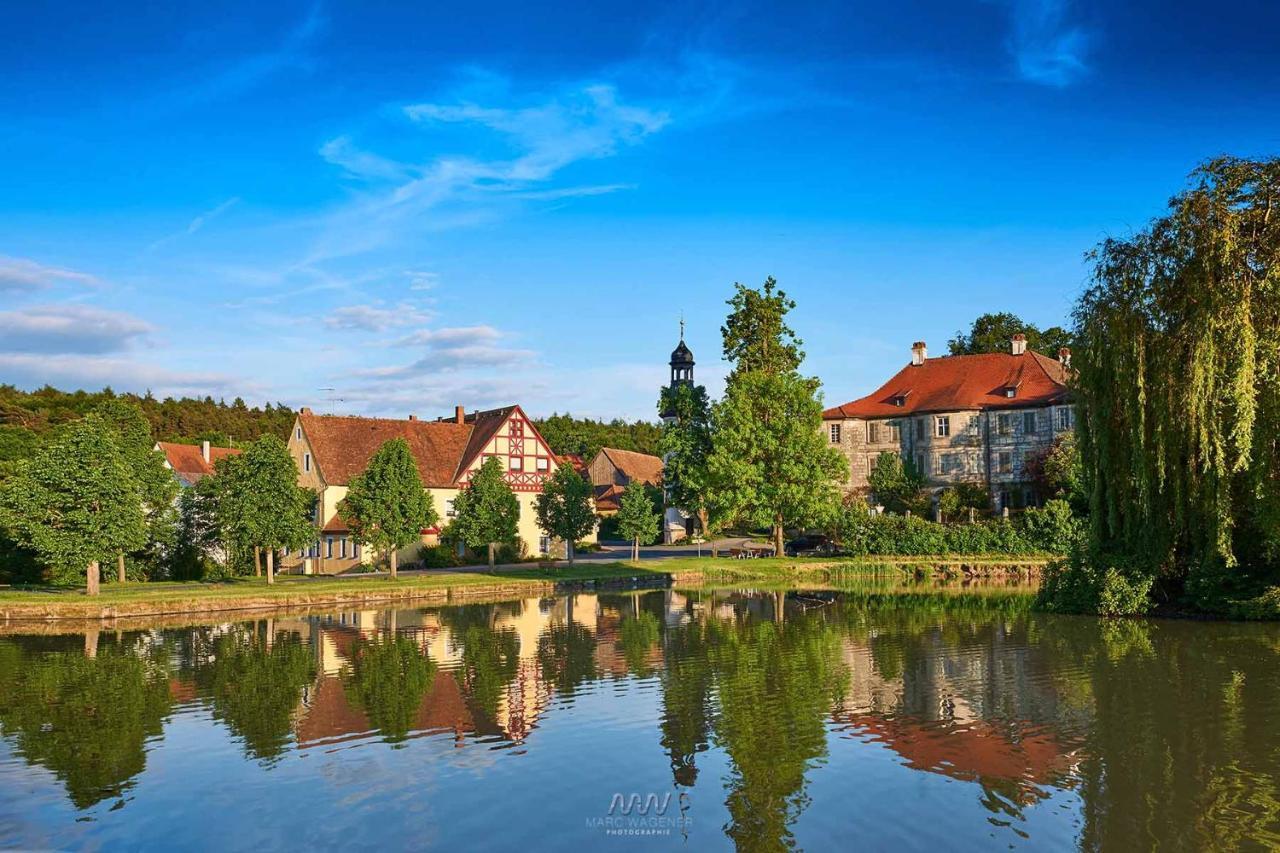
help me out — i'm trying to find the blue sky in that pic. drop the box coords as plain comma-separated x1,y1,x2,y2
3,0,1278,420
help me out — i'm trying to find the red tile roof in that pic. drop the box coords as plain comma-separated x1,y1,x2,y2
557,453,588,477
824,350,1071,419
299,405,536,488
300,411,473,487
598,447,664,487
157,441,241,483
593,484,625,513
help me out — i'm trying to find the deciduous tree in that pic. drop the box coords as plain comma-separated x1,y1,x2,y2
721,277,804,380
339,438,437,578
706,371,847,557
0,414,146,594
92,399,178,582
658,382,727,546
616,480,660,562
451,456,520,569
222,435,314,584
947,312,1074,357
534,463,596,566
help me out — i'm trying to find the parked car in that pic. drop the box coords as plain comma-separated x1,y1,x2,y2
785,534,834,556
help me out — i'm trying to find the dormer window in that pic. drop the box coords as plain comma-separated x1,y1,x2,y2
1004,387,1017,398
893,395,906,407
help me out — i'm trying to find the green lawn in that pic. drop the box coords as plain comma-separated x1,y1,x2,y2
0,554,1048,619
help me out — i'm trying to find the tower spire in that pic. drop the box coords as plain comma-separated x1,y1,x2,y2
679,312,685,342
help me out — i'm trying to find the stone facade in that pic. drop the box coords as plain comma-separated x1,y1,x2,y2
823,336,1075,509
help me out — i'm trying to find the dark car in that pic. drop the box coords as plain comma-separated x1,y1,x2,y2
785,534,834,556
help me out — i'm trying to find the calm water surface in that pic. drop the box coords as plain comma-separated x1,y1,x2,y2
1,584,1279,851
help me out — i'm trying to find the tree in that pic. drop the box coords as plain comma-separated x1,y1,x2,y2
867,452,926,514
706,371,848,556
1027,432,1085,511
224,435,314,584
721,277,804,380
339,438,437,579
1049,156,1280,616
534,463,596,566
0,414,146,594
92,399,178,583
658,382,726,545
450,456,520,569
616,481,660,562
211,453,258,575
948,311,1074,357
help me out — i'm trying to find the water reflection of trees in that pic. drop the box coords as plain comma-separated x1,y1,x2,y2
341,633,436,744
189,624,315,762
0,636,171,808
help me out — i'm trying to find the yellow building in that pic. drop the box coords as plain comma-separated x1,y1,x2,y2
282,404,581,574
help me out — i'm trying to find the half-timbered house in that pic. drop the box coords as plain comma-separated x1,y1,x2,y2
283,404,577,574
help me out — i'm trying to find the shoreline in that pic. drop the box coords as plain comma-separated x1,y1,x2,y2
0,556,1049,623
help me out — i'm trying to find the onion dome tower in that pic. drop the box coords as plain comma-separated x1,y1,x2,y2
661,318,695,422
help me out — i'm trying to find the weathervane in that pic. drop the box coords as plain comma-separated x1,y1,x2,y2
679,312,685,341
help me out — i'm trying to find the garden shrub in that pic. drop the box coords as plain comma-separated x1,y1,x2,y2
1036,549,1154,616
419,544,462,569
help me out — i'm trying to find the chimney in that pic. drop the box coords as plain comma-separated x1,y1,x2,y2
300,406,313,415
1011,333,1027,356
455,405,466,424
201,440,211,463
408,414,418,421
911,341,927,366
1058,346,1072,368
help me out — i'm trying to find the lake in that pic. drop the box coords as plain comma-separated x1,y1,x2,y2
1,582,1278,851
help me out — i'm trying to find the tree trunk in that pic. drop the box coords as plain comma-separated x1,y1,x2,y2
266,549,275,585
86,560,100,596
487,542,495,571
567,539,575,567
632,537,639,562
254,546,262,577
117,553,126,584
84,628,99,658
773,520,784,559
390,547,398,579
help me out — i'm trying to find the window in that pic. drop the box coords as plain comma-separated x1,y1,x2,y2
509,456,522,471
997,414,1012,436
1023,411,1038,434
829,424,842,444
295,427,301,441
997,451,1012,474
867,422,879,443
353,543,361,560
536,457,549,471
325,537,333,558
539,535,551,555
916,453,926,474
304,453,311,472
339,537,347,559
935,416,950,437
888,422,901,441
1056,407,1074,431
446,499,456,518
915,418,924,440
938,453,962,475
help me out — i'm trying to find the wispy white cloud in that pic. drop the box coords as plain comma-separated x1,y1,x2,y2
147,196,241,251
324,302,433,332
0,304,153,354
177,4,325,105
0,256,98,293
0,353,246,398
1004,0,1092,87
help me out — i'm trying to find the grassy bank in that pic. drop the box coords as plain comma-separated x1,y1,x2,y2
0,555,1049,621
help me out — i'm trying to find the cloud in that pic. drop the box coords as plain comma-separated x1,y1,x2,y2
0,256,98,293
1004,0,1092,87
147,197,241,251
323,302,433,332
178,4,325,105
406,271,439,291
0,353,245,398
300,79,672,266
403,83,670,183
355,324,533,378
0,304,154,354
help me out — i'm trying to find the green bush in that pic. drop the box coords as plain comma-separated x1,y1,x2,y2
495,541,526,564
419,544,462,569
1021,499,1084,554
1036,549,1154,616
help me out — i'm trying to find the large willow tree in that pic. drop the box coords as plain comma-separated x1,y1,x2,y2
1070,157,1280,615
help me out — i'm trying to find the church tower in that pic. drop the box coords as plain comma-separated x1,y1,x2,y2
662,319,695,422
